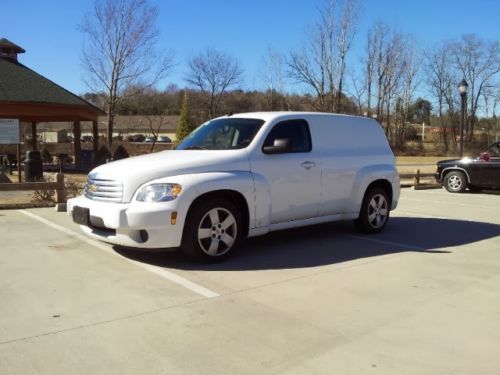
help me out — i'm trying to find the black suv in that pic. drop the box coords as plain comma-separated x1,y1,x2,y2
435,142,500,193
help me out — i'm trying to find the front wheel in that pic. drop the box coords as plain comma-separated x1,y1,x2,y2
181,198,242,262
444,171,467,193
354,187,390,233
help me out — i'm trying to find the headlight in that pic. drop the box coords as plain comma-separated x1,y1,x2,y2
136,184,182,202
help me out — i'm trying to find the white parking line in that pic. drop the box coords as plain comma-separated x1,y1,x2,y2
18,210,220,299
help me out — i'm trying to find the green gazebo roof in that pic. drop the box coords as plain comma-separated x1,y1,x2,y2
0,58,94,107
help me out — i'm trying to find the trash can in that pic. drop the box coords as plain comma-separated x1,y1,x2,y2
80,150,94,172
24,150,43,181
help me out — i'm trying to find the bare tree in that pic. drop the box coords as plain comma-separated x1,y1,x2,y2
288,0,337,112
360,21,423,145
79,0,174,148
482,85,500,143
451,35,500,141
335,0,360,112
347,70,366,115
425,42,459,151
362,26,377,117
260,47,287,110
394,36,421,146
186,48,243,119
145,113,169,151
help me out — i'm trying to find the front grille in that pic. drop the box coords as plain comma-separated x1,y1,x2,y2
84,175,123,202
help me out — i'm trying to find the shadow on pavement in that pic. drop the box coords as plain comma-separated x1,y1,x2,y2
114,217,500,271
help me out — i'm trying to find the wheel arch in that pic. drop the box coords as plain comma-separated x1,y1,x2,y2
364,179,393,207
441,167,471,183
185,189,250,238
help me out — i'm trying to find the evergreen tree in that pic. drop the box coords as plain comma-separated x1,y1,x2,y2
175,92,195,143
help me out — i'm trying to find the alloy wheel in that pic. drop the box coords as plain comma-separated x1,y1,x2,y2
197,207,238,256
367,193,388,229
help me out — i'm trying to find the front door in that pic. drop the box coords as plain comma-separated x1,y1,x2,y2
250,119,321,224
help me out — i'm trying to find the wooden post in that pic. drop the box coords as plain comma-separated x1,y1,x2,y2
31,122,37,150
17,124,22,183
413,169,421,186
92,119,99,165
55,173,66,203
73,120,81,171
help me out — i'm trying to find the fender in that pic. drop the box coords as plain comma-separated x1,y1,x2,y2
134,171,271,235
350,164,399,212
441,167,471,183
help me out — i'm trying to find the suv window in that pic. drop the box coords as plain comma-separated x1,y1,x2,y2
263,119,312,153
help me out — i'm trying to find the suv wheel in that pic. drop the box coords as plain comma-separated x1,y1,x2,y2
181,198,241,262
354,187,390,233
444,171,467,193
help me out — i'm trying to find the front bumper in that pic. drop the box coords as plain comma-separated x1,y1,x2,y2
67,196,184,249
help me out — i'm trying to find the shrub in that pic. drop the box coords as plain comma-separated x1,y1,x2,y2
113,145,129,160
65,177,85,199
96,146,112,165
31,175,55,203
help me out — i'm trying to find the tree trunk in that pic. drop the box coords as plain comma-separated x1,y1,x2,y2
107,110,114,150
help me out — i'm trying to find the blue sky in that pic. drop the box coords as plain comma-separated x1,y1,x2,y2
3,0,500,96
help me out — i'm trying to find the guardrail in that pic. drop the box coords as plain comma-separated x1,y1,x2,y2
399,169,437,188
0,173,66,203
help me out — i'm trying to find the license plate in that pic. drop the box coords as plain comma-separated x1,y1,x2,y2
72,206,90,226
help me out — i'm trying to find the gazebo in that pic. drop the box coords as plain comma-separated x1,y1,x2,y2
0,38,106,170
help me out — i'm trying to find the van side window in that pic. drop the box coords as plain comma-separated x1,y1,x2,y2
263,119,312,153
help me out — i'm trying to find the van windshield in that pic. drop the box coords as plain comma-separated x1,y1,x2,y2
176,118,264,150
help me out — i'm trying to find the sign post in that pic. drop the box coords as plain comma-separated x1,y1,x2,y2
0,119,21,182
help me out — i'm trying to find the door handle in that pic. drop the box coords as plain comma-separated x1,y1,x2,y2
301,161,316,170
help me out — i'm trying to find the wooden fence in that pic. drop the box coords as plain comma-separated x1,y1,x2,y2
399,169,436,187
0,169,437,207
0,173,66,203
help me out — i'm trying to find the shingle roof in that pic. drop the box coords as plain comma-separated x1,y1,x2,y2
0,38,25,53
0,57,96,107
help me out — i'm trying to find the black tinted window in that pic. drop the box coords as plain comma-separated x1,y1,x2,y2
263,119,312,153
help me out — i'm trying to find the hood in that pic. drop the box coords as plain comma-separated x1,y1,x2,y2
437,156,478,166
437,158,461,165
89,149,250,201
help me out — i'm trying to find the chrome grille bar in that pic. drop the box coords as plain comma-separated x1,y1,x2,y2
84,175,123,202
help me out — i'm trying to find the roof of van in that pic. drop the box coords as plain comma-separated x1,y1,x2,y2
223,111,375,123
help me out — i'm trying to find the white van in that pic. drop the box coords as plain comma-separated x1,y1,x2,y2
68,112,400,261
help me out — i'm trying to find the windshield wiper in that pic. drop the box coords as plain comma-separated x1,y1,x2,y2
183,145,207,150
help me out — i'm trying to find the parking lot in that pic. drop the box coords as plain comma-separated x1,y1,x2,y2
1,188,500,374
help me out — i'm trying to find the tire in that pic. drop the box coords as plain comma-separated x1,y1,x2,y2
443,171,467,193
181,198,242,262
354,187,390,234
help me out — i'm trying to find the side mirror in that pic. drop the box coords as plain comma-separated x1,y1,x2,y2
263,138,291,154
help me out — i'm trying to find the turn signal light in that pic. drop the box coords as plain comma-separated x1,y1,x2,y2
171,212,178,225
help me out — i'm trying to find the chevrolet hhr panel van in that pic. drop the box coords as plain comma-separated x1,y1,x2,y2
68,112,400,261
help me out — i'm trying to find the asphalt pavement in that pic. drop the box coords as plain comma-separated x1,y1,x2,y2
1,188,499,375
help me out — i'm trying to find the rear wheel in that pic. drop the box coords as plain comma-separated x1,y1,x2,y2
354,187,390,233
181,198,241,262
444,171,467,193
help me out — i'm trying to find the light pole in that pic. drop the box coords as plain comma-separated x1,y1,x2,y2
458,79,468,158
